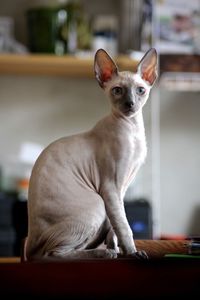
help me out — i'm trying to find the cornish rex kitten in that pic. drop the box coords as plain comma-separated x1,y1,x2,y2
26,48,158,260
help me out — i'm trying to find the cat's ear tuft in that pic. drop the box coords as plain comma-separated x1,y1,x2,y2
137,48,158,86
94,49,118,88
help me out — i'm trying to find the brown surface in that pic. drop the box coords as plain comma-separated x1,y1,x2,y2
0,257,20,263
20,238,190,262
0,54,138,77
160,54,200,74
135,239,189,258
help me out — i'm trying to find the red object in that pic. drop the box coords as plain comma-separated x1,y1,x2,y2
160,234,187,240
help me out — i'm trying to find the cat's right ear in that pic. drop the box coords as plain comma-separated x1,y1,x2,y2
94,49,118,88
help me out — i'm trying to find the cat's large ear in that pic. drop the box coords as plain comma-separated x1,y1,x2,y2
137,48,158,86
94,49,118,88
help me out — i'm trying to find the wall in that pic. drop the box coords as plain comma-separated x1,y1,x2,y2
160,90,200,236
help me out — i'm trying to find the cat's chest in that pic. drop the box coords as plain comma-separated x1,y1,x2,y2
132,132,147,164
122,132,147,188
116,130,147,179
121,115,147,166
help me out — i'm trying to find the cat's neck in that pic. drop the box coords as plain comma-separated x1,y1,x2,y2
110,109,144,132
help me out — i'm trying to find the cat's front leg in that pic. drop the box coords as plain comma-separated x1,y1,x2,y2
105,227,120,253
104,215,148,259
101,186,137,255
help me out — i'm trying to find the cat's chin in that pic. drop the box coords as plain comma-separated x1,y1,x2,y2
122,109,137,118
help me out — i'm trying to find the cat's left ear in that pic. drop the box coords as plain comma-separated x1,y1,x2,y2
137,48,158,86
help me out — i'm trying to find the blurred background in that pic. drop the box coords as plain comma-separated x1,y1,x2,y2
0,0,199,256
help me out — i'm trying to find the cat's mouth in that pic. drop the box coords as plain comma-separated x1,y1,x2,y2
117,102,140,117
123,107,136,116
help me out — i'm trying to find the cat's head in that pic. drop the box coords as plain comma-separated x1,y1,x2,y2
94,48,158,118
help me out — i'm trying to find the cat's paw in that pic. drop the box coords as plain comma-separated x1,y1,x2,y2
104,249,118,259
118,250,149,260
132,250,149,260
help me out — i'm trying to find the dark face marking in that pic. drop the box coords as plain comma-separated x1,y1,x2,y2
111,86,123,96
110,84,146,116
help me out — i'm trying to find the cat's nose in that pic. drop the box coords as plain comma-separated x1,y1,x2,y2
125,100,134,108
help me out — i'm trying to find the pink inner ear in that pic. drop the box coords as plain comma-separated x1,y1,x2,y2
101,68,112,82
142,71,149,82
142,70,155,85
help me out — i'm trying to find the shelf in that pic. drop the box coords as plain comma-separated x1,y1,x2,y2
159,72,200,92
0,54,138,77
1,53,199,91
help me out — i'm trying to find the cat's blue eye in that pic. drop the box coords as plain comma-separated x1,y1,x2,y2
111,86,123,96
136,86,146,95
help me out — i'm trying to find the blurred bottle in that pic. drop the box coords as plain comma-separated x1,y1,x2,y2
26,5,68,55
26,0,91,55
61,0,92,54
92,15,118,57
